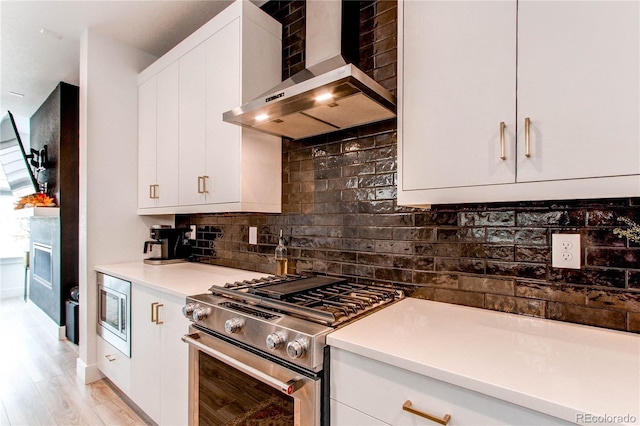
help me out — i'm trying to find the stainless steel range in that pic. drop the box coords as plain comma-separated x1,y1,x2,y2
181,274,402,426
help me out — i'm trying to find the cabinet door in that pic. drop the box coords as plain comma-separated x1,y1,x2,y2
138,77,157,209
130,285,161,423
156,62,180,207
401,1,517,191
205,19,242,204
158,292,190,426
516,1,640,182
179,43,208,206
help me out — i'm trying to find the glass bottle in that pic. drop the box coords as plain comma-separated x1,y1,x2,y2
275,229,288,276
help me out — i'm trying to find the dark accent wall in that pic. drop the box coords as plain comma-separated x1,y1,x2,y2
29,82,79,326
177,1,640,333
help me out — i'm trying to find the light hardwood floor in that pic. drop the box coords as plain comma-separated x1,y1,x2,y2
0,297,148,425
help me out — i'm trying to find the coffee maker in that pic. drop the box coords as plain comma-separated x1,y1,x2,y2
143,225,192,264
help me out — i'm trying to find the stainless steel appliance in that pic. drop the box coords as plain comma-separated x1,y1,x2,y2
97,273,131,357
182,275,403,425
223,0,396,140
143,225,192,265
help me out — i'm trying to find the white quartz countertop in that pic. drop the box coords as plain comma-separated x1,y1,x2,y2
94,261,269,298
327,298,640,425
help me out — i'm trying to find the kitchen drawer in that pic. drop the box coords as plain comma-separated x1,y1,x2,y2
331,399,388,425
330,348,572,426
97,335,131,396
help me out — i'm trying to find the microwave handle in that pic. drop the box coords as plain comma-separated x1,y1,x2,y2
121,298,126,333
182,332,303,395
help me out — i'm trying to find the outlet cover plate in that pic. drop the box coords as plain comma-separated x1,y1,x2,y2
551,234,581,269
249,226,257,245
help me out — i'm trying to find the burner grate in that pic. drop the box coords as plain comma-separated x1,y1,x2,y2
212,276,402,326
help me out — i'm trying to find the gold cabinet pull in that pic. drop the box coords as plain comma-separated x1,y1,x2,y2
202,176,209,194
197,176,209,194
499,121,506,160
524,117,531,158
149,184,159,199
105,354,116,362
155,303,164,325
402,400,451,425
151,302,158,323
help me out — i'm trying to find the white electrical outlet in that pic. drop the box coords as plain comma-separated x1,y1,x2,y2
249,226,257,245
551,234,581,269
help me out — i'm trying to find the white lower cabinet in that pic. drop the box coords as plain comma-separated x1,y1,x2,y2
330,348,572,426
131,284,190,425
97,336,131,396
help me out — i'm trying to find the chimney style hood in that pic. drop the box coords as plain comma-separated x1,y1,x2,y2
223,0,396,140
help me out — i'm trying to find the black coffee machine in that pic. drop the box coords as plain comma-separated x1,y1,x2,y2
143,225,192,264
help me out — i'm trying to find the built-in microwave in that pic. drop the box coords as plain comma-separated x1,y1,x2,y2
97,273,131,357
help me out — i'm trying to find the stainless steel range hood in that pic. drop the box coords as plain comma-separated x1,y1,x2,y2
223,0,396,140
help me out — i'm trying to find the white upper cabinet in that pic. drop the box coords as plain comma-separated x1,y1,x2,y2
401,1,517,191
137,0,282,214
516,0,640,183
398,0,640,206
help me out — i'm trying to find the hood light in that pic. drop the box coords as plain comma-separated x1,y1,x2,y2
255,113,269,122
315,93,334,102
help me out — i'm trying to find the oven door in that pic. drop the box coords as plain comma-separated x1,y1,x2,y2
182,326,322,426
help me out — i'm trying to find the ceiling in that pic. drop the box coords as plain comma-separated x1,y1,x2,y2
0,0,266,129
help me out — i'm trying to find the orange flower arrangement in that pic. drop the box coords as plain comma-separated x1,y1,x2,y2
14,193,56,209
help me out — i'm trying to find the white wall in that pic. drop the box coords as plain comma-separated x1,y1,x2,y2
0,256,25,299
78,29,172,383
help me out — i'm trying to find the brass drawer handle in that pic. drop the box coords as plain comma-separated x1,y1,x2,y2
105,354,116,362
403,400,451,425
155,303,164,325
198,176,209,194
499,121,506,160
151,302,158,323
524,117,531,158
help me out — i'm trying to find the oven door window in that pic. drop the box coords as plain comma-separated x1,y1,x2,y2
199,351,294,425
100,287,125,337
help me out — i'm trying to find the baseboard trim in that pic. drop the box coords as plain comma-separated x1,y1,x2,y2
76,357,103,384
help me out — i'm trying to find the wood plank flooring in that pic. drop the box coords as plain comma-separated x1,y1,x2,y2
0,297,148,425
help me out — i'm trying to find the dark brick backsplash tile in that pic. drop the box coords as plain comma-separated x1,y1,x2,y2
516,210,585,227
516,282,586,305
485,294,546,318
414,212,458,226
486,262,547,280
586,290,640,312
412,272,458,288
459,276,514,295
435,258,485,274
358,200,395,214
392,227,434,241
460,211,515,227
432,289,485,309
629,271,640,289
436,229,459,242
375,267,412,283
358,226,394,240
587,208,640,226
515,228,548,245
629,313,640,333
548,302,626,330
487,228,514,243
177,1,640,333
548,268,626,288
586,248,640,269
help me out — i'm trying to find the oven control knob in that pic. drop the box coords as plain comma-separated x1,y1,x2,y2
192,308,209,322
224,318,245,334
266,332,286,350
286,339,308,359
182,304,195,319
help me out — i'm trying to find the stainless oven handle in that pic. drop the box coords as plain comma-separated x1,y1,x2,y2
182,332,303,396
